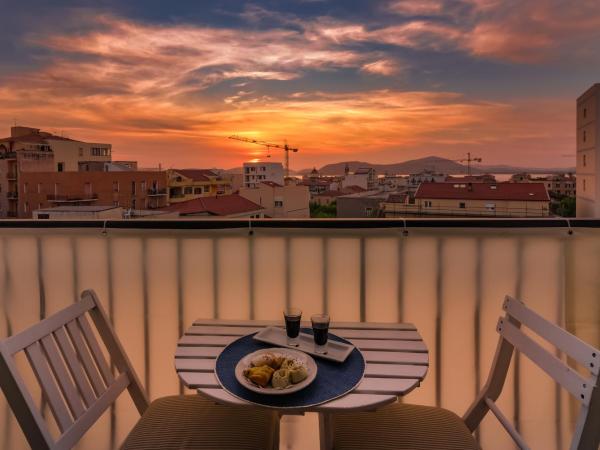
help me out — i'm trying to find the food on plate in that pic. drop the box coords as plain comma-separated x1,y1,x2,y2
250,352,285,369
271,369,291,389
243,352,310,390
243,365,274,387
289,364,308,384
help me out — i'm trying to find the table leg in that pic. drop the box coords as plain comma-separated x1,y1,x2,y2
319,412,334,450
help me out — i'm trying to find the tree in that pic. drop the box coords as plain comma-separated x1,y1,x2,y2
310,201,337,218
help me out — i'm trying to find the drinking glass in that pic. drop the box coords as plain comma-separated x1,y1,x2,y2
283,308,302,347
311,314,330,354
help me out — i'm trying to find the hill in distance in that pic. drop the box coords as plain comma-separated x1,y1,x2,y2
303,156,574,176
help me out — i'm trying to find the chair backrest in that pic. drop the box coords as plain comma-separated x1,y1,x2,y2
463,295,600,450
0,290,149,450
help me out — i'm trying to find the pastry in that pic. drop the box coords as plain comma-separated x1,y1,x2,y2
289,365,308,384
243,365,274,387
271,369,291,389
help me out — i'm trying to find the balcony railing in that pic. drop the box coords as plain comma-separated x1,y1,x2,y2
47,193,98,202
6,191,18,199
147,188,167,196
0,218,597,450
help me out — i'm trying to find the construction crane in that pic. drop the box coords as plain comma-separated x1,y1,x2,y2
455,152,482,176
228,135,298,178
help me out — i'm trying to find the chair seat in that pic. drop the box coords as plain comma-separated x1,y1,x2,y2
121,395,278,450
331,402,479,450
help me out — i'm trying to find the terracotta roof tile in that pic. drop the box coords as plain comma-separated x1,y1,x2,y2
161,194,263,216
415,182,549,201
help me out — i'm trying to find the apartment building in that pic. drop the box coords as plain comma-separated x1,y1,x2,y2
577,84,600,217
239,181,310,218
2,126,111,172
17,171,169,218
342,167,376,190
509,172,576,197
337,190,390,218
168,169,233,203
382,182,550,217
243,162,284,188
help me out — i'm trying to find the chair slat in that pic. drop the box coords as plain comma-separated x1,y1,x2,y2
40,334,86,419
65,320,106,397
77,315,114,386
499,319,593,405
54,373,130,450
3,297,95,355
504,296,599,375
25,342,73,433
54,327,96,408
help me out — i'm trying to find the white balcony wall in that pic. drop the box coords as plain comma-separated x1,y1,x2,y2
0,224,598,450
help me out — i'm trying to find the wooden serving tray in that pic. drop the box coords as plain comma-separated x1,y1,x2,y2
253,327,354,363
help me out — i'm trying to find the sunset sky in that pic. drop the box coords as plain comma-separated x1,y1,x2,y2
1,0,599,170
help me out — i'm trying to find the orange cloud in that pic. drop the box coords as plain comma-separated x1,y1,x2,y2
0,12,578,169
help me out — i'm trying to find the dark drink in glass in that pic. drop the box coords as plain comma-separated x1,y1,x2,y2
283,308,302,346
311,314,330,354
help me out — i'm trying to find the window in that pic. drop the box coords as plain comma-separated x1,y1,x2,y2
584,154,587,167
583,179,587,191
79,148,83,157
131,181,136,195
23,183,28,194
131,199,136,209
204,186,210,193
365,207,373,216
141,181,146,192
57,162,64,172
584,107,587,119
459,202,466,209
38,213,49,219
583,130,587,143
91,147,110,157
485,203,496,211
194,187,202,194
113,181,119,192
275,200,284,208
113,200,119,207
424,201,432,207
184,187,193,195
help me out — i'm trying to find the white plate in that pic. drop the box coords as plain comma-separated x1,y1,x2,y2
235,348,318,395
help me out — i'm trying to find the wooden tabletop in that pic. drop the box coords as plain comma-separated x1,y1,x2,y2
175,319,429,413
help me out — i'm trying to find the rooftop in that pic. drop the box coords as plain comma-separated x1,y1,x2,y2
160,194,263,216
171,169,220,182
35,205,120,213
415,182,550,201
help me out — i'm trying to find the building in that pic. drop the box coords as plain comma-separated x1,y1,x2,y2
336,190,390,218
243,162,284,188
168,169,233,203
0,126,113,217
577,84,600,217
535,174,576,197
239,181,310,218
379,174,408,192
17,171,169,218
445,174,496,183
509,172,576,198
312,185,366,206
342,167,376,190
1,126,111,172
408,170,447,190
33,205,124,220
160,194,264,218
382,182,550,217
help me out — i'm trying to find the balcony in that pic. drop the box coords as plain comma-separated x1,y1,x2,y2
47,193,98,203
6,191,18,200
147,188,168,196
0,218,597,450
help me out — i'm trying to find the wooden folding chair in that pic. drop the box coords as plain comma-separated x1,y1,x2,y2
329,295,600,450
0,290,279,450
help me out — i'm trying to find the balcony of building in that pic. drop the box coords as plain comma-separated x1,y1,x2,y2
47,193,98,203
147,188,168,196
7,191,18,200
0,218,598,450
